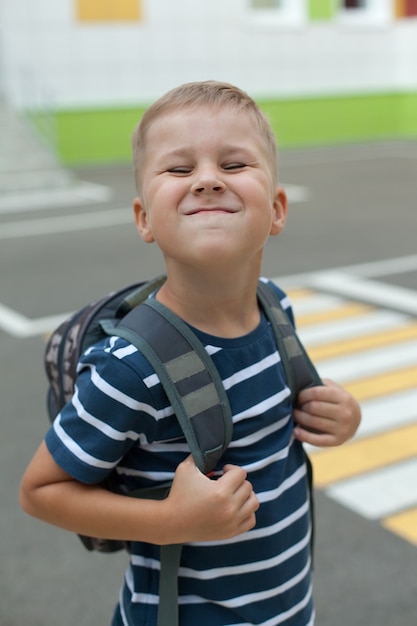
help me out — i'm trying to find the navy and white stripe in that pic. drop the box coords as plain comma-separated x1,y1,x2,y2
45,280,314,625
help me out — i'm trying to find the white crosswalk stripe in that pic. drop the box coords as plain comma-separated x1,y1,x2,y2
327,458,417,520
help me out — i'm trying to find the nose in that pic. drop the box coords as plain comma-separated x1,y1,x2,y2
191,169,226,194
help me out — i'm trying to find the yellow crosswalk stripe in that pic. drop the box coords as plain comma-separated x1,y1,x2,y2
308,321,417,361
382,508,417,546
286,288,314,300
344,365,417,402
310,423,417,488
296,302,373,327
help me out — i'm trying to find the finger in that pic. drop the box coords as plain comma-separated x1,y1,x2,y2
294,407,336,435
297,379,342,406
232,507,257,535
293,426,339,447
219,470,258,513
219,465,248,488
176,454,205,476
222,463,244,474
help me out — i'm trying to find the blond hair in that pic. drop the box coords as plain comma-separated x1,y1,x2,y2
132,80,278,192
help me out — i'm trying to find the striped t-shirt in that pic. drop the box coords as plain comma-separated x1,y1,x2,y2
45,281,314,626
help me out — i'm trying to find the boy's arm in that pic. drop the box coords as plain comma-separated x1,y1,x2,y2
293,379,361,447
20,442,259,545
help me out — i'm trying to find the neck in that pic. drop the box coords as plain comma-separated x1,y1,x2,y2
156,264,262,338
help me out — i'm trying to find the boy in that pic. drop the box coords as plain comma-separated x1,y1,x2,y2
20,81,361,625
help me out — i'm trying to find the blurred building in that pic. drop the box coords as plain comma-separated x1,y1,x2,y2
0,0,416,164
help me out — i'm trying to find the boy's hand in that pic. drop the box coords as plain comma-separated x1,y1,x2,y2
293,378,361,448
165,456,259,544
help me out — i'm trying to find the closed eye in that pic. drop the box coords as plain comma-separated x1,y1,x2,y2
167,166,193,174
223,163,246,171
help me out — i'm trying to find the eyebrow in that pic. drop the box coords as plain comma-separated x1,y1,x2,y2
153,148,192,167
161,148,191,158
157,145,257,162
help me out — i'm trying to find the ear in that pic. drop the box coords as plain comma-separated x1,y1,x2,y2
270,187,288,236
133,197,155,243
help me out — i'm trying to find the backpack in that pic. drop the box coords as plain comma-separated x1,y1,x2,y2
44,275,322,626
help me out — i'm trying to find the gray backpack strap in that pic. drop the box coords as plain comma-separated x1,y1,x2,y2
103,297,233,474
126,482,182,626
101,297,234,626
256,281,322,403
157,544,182,626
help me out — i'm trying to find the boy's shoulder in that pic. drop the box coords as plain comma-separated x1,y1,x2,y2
80,334,158,384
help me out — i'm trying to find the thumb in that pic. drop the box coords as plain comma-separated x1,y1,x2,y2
176,454,204,476
222,463,245,475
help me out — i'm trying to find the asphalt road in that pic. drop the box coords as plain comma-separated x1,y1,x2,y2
1,140,417,625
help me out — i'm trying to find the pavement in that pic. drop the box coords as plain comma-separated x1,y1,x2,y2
1,140,417,625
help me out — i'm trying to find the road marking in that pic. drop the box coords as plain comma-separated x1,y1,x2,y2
311,423,417,488
287,293,348,316
306,272,417,316
316,339,417,383
327,459,417,520
299,309,410,358
344,364,417,401
323,253,417,279
306,321,417,361
296,302,373,326
383,507,417,547
0,182,112,214
0,302,71,338
276,252,417,285
281,184,311,203
356,389,417,438
298,309,410,346
0,208,133,239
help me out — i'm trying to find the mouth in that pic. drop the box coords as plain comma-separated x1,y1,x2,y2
184,207,238,216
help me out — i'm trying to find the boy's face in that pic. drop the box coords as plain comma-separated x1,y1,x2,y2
134,106,286,270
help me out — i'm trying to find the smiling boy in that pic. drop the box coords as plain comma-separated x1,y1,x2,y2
20,81,360,625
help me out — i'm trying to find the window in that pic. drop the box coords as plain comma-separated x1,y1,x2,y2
343,0,367,8
75,0,142,22
252,0,282,7
395,0,417,17
337,0,392,26
248,0,305,27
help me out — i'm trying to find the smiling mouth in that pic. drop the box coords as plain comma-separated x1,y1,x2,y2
185,207,237,215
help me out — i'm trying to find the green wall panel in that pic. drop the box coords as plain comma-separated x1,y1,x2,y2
260,93,401,148
400,91,417,135
54,106,147,164
309,0,335,21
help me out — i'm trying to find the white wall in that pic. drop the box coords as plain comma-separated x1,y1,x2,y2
1,0,417,110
